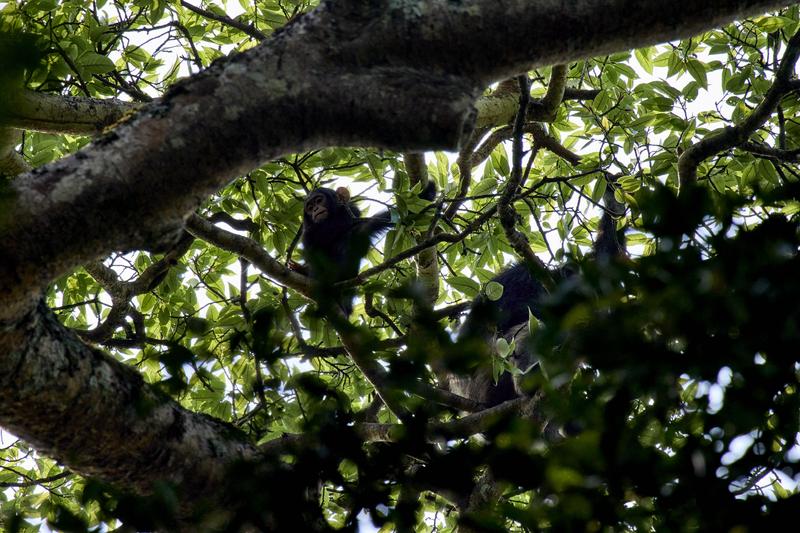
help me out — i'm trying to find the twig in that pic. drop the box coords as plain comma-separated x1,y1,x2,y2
180,1,267,40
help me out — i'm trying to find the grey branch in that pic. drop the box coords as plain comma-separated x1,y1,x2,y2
4,90,139,135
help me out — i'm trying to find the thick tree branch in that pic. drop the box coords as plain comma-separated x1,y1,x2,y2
3,90,139,135
530,64,568,121
474,82,520,129
0,128,30,176
471,122,581,168
0,302,258,519
475,65,569,130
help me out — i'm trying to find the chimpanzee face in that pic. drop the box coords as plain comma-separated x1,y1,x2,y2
305,191,331,223
304,187,353,225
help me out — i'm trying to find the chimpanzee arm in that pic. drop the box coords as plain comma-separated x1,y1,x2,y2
419,180,437,201
353,181,436,238
354,211,393,238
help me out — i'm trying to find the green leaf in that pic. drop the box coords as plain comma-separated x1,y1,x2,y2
757,158,780,186
472,177,498,197
447,275,480,297
666,51,683,77
634,47,654,74
686,59,708,89
726,68,752,93
527,310,539,337
618,175,641,193
591,177,608,203
124,45,150,67
490,146,510,176
26,0,59,13
591,89,612,113
76,52,115,75
485,280,504,301
495,338,511,358
773,479,790,499
756,16,786,33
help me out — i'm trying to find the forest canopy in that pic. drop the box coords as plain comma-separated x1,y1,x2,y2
1,0,800,531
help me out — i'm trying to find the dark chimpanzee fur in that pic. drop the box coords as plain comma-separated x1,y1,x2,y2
448,185,626,407
296,183,435,315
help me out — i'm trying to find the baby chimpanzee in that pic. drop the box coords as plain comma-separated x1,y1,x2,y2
449,185,626,407
293,184,435,315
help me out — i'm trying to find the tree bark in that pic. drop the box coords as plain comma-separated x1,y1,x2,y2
0,302,257,519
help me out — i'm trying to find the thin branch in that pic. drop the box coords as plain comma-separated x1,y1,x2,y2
186,214,310,295
325,312,410,420
740,140,800,162
364,293,404,336
337,173,585,289
172,21,204,69
563,87,601,100
180,0,267,41
356,396,536,442
498,75,555,291
0,470,71,488
76,233,194,342
678,29,800,188
445,126,488,221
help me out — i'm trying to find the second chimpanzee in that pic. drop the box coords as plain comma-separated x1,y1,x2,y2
294,184,435,316
448,184,626,407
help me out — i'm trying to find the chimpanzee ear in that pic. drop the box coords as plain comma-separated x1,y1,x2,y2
335,187,351,204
